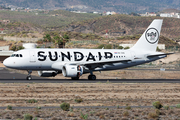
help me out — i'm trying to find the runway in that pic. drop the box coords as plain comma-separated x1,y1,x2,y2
0,67,180,83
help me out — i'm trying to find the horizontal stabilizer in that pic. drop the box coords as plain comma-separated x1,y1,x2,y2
147,53,174,58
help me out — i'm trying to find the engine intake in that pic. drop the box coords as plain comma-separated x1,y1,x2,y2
62,65,83,77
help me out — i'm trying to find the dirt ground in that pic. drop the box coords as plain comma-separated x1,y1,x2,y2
1,83,180,119
1,83,180,107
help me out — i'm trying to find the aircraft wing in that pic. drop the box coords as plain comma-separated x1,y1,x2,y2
69,59,131,67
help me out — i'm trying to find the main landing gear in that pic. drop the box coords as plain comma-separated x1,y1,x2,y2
26,70,32,80
88,71,96,80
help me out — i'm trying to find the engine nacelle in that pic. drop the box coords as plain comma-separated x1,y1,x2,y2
38,71,57,77
62,65,83,77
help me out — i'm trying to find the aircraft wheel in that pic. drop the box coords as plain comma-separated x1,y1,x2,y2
26,76,32,80
71,77,79,80
88,75,96,80
88,75,92,80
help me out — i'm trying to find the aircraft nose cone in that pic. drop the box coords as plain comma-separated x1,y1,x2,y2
3,59,8,67
3,58,11,67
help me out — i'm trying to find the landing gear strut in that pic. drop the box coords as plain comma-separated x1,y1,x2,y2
26,70,32,80
88,71,96,80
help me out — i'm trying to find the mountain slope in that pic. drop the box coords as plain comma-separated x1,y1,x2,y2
1,0,180,13
64,14,180,39
0,10,100,28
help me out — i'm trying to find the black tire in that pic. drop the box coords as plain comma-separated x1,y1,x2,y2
88,75,96,80
88,75,92,80
26,76,32,80
91,75,96,80
71,77,79,80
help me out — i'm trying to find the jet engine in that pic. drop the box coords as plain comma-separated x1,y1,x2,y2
62,65,83,77
38,71,57,77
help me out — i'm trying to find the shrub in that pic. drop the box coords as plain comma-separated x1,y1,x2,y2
99,115,105,119
7,105,12,110
125,106,131,110
10,45,17,51
27,99,38,103
164,106,169,110
18,46,24,50
148,112,158,119
117,105,120,109
36,39,43,44
36,106,41,109
60,102,70,111
105,44,112,49
70,107,73,112
123,111,129,116
97,44,105,49
80,112,88,119
176,104,180,108
90,111,95,115
24,114,33,120
117,46,124,49
67,112,75,117
156,47,161,51
124,46,130,49
155,109,160,115
75,97,83,103
153,101,163,109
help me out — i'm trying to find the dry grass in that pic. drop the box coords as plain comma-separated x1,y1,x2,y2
1,83,180,107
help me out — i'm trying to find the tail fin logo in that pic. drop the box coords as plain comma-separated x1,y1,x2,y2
145,28,159,44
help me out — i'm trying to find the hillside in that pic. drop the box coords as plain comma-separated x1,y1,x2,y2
1,0,180,13
64,14,180,39
0,10,100,33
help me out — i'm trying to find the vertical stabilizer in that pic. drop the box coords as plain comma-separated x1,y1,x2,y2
131,19,163,52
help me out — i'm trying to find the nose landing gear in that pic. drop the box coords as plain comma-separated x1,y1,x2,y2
26,70,32,80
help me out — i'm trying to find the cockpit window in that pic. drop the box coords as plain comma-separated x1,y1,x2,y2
11,54,23,57
11,54,15,57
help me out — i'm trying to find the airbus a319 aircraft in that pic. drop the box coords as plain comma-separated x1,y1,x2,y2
3,19,172,80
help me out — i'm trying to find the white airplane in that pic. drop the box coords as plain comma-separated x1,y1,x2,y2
3,19,172,80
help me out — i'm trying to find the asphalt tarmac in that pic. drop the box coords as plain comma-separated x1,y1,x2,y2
0,67,180,83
